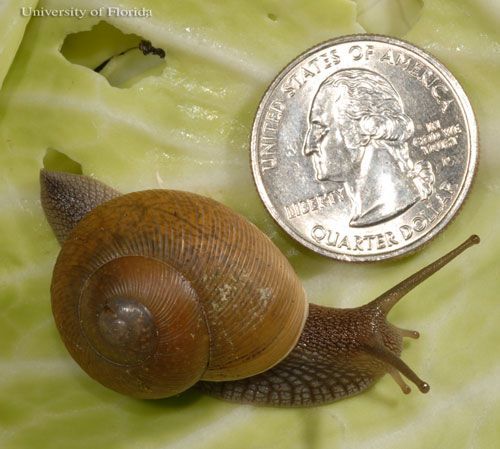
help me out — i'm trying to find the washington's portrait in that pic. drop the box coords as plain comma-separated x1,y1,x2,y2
302,68,435,227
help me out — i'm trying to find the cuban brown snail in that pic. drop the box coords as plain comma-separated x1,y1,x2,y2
40,170,478,406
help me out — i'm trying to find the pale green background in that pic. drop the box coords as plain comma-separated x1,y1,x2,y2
0,1,499,448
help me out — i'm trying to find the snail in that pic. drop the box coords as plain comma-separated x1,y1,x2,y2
40,169,479,406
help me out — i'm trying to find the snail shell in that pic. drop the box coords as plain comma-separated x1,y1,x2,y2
42,170,479,405
50,186,307,399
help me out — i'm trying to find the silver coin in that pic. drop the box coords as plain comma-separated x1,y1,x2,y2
250,35,478,261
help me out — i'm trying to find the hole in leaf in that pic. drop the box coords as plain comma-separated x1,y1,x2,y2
60,21,166,88
43,149,83,174
267,13,278,22
354,0,423,37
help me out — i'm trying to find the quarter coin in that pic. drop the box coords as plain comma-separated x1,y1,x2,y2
250,35,478,261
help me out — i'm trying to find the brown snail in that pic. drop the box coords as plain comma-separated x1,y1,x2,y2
40,169,479,406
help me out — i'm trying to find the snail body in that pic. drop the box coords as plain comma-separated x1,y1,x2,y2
40,170,478,406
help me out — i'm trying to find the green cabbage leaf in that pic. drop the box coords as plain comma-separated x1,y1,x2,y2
0,0,499,448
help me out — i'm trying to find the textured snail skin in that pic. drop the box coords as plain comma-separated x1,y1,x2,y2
40,170,120,243
198,304,388,406
40,170,479,406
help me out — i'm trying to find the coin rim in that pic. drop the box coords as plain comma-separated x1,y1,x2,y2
250,34,478,262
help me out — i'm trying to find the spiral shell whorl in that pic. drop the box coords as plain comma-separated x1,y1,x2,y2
53,254,209,398
51,190,307,398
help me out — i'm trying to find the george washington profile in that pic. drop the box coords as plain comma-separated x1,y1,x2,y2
302,69,435,227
